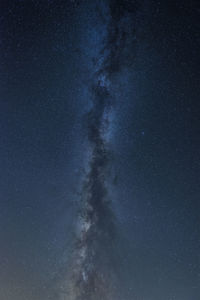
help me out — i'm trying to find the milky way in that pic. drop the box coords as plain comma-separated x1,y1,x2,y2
1,0,199,299
59,1,137,299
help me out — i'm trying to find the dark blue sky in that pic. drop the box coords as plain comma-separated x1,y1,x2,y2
0,1,199,299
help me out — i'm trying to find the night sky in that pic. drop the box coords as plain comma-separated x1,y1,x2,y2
0,0,200,299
